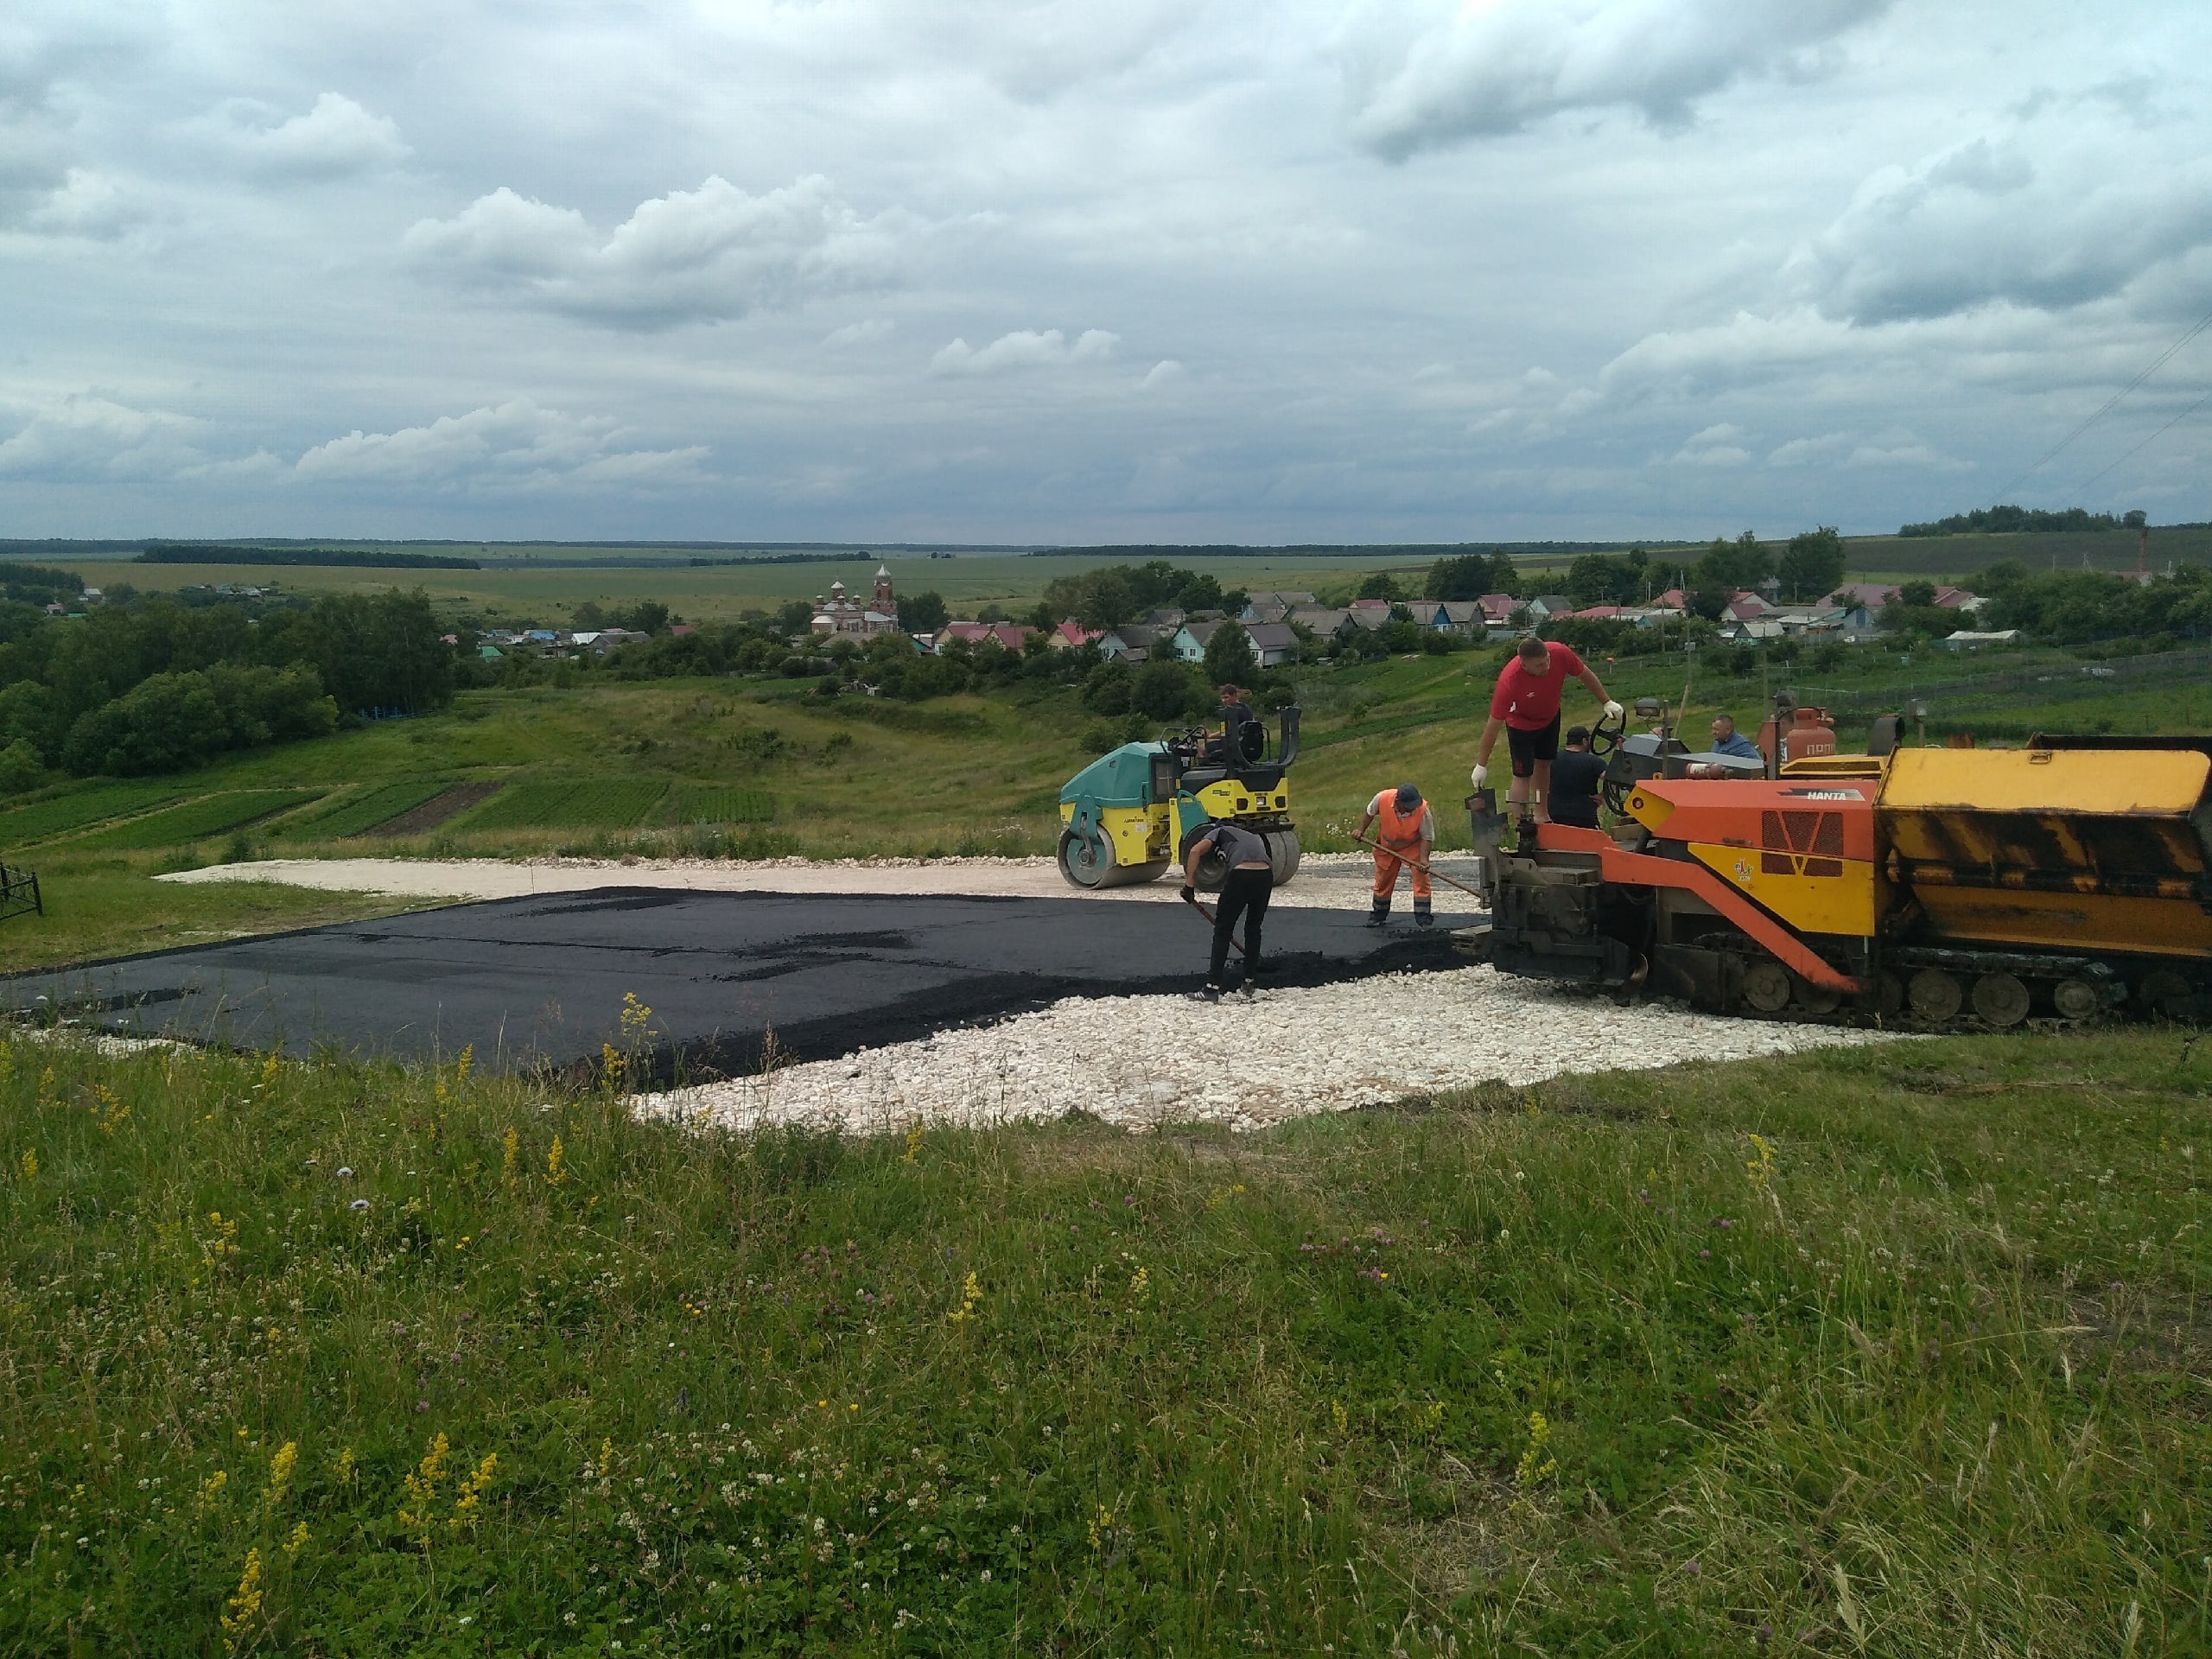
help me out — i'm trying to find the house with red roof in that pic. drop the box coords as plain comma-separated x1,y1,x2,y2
931,621,1035,656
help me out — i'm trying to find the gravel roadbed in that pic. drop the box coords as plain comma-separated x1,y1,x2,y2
154,851,1421,909
631,965,1903,1136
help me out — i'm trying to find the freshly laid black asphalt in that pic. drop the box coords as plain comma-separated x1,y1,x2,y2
7,888,1477,1081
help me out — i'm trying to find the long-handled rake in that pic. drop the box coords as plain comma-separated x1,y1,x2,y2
1351,831,1489,904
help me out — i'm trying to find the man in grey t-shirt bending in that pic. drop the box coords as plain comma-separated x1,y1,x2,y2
1180,817,1274,1001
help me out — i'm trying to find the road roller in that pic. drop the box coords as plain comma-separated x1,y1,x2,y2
1463,728,2212,1027
1057,706,1302,891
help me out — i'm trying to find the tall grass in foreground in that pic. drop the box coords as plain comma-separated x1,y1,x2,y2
0,1027,2205,1655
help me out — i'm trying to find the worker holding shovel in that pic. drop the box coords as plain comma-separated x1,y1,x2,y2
1357,783,1435,928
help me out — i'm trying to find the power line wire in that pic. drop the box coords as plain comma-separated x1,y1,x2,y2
2071,385,2212,500
1993,300,2212,501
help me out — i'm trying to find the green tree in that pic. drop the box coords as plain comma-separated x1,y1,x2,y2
1355,571,1404,602
1132,657,1203,722
1202,621,1259,687
776,600,815,636
1777,527,1846,602
0,738,44,796
1694,531,1771,593
899,589,949,633
1425,554,1491,601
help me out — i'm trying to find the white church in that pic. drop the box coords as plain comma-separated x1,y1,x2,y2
810,564,902,639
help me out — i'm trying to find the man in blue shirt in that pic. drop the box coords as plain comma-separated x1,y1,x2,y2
1708,715,1763,762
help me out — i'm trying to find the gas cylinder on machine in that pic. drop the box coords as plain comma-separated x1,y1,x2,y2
1783,706,1836,766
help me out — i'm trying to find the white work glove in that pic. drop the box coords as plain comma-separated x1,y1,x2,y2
1602,699,1624,723
1469,763,1489,790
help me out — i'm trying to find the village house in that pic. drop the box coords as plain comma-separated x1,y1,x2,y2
1239,590,1318,624
1169,620,1299,667
1285,605,1353,640
932,621,1034,655
1046,619,1102,651
1096,622,1167,662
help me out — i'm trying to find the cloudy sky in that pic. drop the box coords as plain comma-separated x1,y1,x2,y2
4,0,2209,543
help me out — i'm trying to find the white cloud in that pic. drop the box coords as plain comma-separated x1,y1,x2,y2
931,328,1120,375
0,392,201,478
204,92,410,180
290,398,709,491
1670,422,1749,467
19,168,138,238
1792,124,2212,322
1344,0,1890,159
1766,432,1851,467
1847,435,1967,470
404,175,912,330
1141,359,1185,388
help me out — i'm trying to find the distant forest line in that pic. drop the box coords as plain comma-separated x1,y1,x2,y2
138,545,480,570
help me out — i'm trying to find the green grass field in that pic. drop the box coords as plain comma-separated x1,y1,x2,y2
2,1021,2203,1653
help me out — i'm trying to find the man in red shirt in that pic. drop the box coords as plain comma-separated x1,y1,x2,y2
1471,636,1622,828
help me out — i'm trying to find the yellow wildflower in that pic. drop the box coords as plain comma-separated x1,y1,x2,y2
946,1269,982,1325
219,1548,263,1643
399,1433,451,1549
546,1135,566,1185
448,1452,497,1533
263,1440,297,1510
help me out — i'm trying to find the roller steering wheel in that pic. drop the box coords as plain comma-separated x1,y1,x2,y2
1588,702,1628,758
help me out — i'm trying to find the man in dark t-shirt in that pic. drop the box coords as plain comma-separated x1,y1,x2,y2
1548,725,1606,830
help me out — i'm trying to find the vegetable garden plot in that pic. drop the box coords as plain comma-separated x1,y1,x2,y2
0,783,183,848
73,790,324,850
663,786,775,824
454,779,668,832
285,780,455,839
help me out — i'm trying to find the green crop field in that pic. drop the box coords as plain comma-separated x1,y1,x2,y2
451,779,668,834
70,789,324,852
0,782,184,849
278,780,456,840
663,785,776,825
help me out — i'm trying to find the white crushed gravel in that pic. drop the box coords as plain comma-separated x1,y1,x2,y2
631,964,1903,1137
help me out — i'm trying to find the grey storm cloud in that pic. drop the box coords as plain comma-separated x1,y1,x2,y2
1344,0,1892,158
404,175,914,331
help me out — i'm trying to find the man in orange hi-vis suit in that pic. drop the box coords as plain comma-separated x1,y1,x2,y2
1356,782,1435,928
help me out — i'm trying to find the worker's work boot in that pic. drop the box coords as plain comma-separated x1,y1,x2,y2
1367,898,1390,928
1414,899,1433,929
